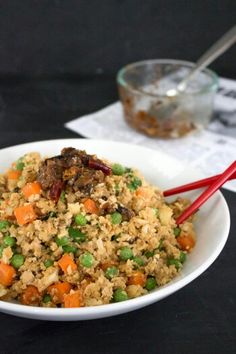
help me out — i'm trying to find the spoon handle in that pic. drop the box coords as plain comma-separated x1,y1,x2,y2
178,25,236,91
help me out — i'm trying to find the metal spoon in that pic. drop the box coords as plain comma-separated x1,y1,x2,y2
166,25,236,97
148,25,236,125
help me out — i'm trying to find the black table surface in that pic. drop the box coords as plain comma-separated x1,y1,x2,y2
0,77,235,354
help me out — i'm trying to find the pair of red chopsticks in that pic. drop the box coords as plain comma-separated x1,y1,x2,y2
163,161,236,225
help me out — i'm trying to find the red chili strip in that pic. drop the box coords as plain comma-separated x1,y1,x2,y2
49,181,64,202
88,159,111,175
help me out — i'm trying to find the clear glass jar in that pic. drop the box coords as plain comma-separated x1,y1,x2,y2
117,59,218,138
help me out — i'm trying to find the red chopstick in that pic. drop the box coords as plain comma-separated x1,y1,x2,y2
176,161,236,225
164,171,236,197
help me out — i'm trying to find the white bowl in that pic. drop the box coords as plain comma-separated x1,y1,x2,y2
0,139,230,321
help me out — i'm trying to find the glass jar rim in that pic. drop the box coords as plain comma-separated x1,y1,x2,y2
117,59,219,98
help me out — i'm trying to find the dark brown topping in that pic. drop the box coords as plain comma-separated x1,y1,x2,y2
117,205,135,221
120,85,196,138
63,166,80,181
74,170,105,192
61,147,89,166
37,147,111,201
37,157,65,190
49,181,64,202
100,202,116,215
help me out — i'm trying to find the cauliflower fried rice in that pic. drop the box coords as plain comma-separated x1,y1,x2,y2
0,148,196,307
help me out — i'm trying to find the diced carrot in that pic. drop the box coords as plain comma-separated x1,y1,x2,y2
0,262,16,286
21,285,41,305
83,198,99,215
7,170,21,180
177,235,195,252
58,254,77,274
14,204,36,226
22,181,42,198
64,290,83,308
135,187,151,199
127,271,146,287
48,282,72,303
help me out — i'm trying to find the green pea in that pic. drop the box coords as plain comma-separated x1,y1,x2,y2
44,259,53,268
62,245,77,254
55,236,69,247
144,250,155,258
68,226,81,238
119,247,133,261
127,177,142,191
111,212,122,225
127,184,135,192
68,227,81,238
112,163,126,176
113,288,129,302
145,277,157,291
68,227,87,243
79,252,94,268
75,233,87,243
60,191,66,203
43,294,52,303
3,236,16,248
133,256,144,267
0,220,10,230
11,254,25,269
75,214,87,226
16,161,25,171
105,266,119,279
167,258,182,270
179,251,187,264
173,227,181,237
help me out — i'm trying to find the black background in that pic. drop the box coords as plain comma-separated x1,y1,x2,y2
0,1,235,353
0,0,236,78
